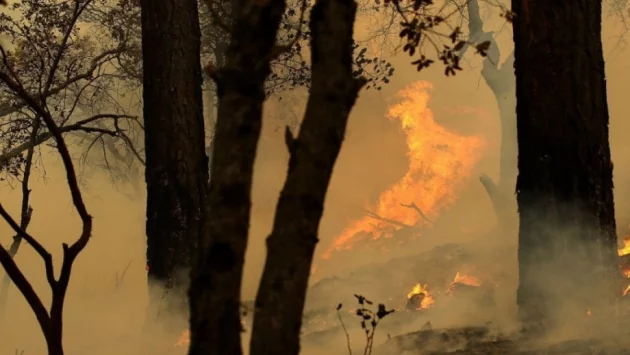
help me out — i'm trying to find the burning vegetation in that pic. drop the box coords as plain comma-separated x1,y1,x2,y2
406,283,434,310
323,81,486,259
404,271,487,312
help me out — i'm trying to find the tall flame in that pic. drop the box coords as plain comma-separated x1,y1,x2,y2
323,81,486,258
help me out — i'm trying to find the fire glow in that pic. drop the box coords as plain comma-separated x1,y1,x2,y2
407,283,435,310
450,272,482,289
323,81,486,259
618,230,630,296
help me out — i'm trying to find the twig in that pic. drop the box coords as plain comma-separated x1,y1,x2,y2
336,306,353,355
363,209,414,228
0,115,39,314
0,45,127,118
400,202,434,224
268,0,308,60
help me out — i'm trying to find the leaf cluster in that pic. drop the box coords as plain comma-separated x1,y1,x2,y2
266,0,396,95
0,0,142,180
377,0,513,76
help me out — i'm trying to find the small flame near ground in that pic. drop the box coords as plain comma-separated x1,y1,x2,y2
619,228,630,296
447,271,482,294
406,272,483,310
619,237,630,257
407,283,435,309
452,272,482,287
322,81,486,259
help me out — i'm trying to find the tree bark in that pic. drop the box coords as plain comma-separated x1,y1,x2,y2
139,0,208,323
187,0,287,354
463,0,517,230
512,0,620,328
249,0,364,353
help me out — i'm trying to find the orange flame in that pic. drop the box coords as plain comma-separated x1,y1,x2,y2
619,238,630,256
617,224,630,256
618,226,630,290
451,272,482,287
407,283,435,309
323,81,486,258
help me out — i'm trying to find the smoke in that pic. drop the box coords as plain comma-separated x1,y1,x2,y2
4,4,630,355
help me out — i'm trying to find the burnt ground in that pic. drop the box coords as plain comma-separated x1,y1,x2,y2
300,241,630,355
374,323,630,355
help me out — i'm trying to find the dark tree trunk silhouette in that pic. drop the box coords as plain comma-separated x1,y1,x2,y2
187,0,287,354
512,0,619,328
249,0,364,353
139,0,208,322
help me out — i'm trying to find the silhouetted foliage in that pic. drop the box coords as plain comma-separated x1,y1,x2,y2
0,0,142,181
0,34,95,355
376,0,513,75
336,295,395,355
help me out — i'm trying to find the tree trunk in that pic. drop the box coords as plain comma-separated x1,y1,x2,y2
463,0,517,230
249,0,364,353
512,0,620,329
139,0,208,324
187,0,287,354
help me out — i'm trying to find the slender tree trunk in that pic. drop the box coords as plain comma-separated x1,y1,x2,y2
249,0,364,353
483,70,517,231
187,0,287,354
512,0,619,329
464,0,517,229
482,53,516,194
139,0,208,325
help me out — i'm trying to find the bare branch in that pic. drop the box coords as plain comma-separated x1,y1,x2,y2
0,46,93,255
400,202,434,224
0,3,96,348
363,209,414,228
0,46,127,118
0,116,38,314
0,114,137,167
42,0,93,95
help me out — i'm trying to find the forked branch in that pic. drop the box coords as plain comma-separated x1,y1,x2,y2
0,117,39,314
0,38,93,354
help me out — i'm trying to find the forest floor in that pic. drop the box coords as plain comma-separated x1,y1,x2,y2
373,323,630,355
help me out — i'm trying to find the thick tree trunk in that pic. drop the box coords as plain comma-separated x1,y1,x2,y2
139,0,208,324
512,0,620,328
187,0,287,354
249,0,364,353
